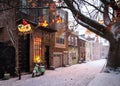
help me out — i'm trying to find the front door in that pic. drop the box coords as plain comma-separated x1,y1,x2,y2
18,34,30,72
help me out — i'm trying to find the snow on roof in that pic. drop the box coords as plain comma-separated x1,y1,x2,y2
79,35,95,42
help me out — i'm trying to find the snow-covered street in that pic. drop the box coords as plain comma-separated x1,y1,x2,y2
88,72,120,86
0,59,106,86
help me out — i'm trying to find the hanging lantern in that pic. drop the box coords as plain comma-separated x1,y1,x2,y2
18,19,32,33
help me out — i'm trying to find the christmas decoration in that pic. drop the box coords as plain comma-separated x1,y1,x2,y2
18,19,31,33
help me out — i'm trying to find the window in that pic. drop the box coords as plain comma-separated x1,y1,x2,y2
68,36,71,45
70,52,76,59
19,0,30,14
55,10,67,45
56,37,64,44
75,37,77,46
56,32,65,44
71,37,73,45
33,37,43,63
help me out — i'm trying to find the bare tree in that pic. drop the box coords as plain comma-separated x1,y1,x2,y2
63,0,120,70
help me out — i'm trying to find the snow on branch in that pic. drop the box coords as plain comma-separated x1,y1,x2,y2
75,17,105,37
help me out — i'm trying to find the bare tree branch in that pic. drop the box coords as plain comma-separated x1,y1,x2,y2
63,0,114,40
103,5,112,25
63,1,104,30
100,0,120,10
83,0,104,13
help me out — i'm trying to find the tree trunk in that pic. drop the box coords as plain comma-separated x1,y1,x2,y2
107,38,120,69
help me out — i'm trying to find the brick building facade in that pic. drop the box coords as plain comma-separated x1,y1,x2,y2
0,0,69,78
78,37,86,63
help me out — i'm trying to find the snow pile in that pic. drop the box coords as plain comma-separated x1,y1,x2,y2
88,71,120,86
104,67,120,74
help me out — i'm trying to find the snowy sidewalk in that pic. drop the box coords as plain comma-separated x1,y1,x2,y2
0,59,106,86
88,72,120,86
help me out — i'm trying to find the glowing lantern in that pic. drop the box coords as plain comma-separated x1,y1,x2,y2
34,56,42,63
56,15,63,23
39,20,48,27
42,20,48,27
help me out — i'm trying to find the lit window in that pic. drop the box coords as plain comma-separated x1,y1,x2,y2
33,37,43,63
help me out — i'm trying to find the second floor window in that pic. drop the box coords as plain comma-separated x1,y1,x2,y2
75,37,77,46
56,33,65,44
19,0,30,14
56,37,64,44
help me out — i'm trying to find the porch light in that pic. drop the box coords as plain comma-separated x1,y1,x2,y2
18,19,31,33
34,55,42,63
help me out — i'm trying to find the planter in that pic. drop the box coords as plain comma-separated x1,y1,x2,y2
3,73,10,80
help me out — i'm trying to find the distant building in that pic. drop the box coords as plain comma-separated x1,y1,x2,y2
85,41,92,61
78,36,86,63
68,30,79,65
79,34,109,61
92,37,101,60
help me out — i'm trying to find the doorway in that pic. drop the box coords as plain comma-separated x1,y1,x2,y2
45,46,50,69
18,34,30,72
0,42,15,78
